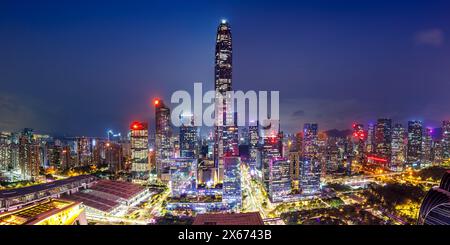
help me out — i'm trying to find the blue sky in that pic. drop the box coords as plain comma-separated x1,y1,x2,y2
1,0,449,136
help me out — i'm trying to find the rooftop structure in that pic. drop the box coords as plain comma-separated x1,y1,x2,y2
0,198,86,225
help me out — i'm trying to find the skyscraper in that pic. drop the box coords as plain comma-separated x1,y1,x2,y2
375,118,392,162
366,123,375,154
130,121,149,182
155,99,172,177
260,119,282,189
222,156,242,209
179,113,199,158
351,123,366,165
18,129,40,181
443,120,450,160
214,20,236,175
268,158,291,202
391,123,406,171
407,120,423,167
300,123,321,195
248,123,259,170
422,128,433,165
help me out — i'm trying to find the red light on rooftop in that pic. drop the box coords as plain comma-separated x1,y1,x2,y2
367,156,388,162
154,99,160,106
130,121,143,130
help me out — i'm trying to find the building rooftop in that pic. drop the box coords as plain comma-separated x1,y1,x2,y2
0,175,95,199
0,199,80,225
193,212,264,225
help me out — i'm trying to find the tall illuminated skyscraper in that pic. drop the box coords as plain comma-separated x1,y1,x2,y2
268,157,291,202
248,123,259,170
222,156,242,210
422,128,433,165
179,113,198,158
214,20,237,175
130,121,149,181
375,118,392,161
300,123,321,195
391,123,406,171
407,120,423,167
155,99,172,177
443,120,450,160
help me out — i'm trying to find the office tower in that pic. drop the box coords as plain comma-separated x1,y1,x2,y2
155,99,172,176
432,141,443,165
268,158,291,202
0,133,10,171
418,170,450,225
375,118,392,162
422,128,433,165
18,129,40,181
179,114,199,158
105,142,123,174
248,123,259,170
300,123,321,195
260,119,282,189
76,137,92,167
222,157,242,209
46,143,63,169
130,121,149,181
443,120,450,160
407,120,423,166
390,123,406,171
169,158,197,198
324,137,340,173
366,123,375,153
351,123,366,165
288,151,300,190
214,20,235,171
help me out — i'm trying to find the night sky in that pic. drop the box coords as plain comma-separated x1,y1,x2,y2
1,0,449,136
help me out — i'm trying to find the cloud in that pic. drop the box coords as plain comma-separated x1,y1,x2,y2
292,109,305,117
414,28,445,47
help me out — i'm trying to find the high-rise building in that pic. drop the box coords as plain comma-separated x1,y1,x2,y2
248,123,259,170
351,123,366,165
300,123,321,195
105,142,124,174
375,118,392,162
260,119,281,189
268,158,291,202
0,133,11,171
155,99,172,177
18,129,40,181
76,137,92,167
442,120,450,160
169,158,197,198
366,123,375,154
422,128,433,165
407,120,423,166
214,20,236,174
390,123,406,171
179,114,199,158
130,121,149,181
288,151,300,190
222,156,242,209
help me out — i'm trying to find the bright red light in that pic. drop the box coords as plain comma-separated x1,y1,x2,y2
154,99,160,106
130,121,143,130
368,156,388,162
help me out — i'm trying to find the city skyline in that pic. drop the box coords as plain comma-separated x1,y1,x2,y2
1,4,450,228
1,0,450,136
